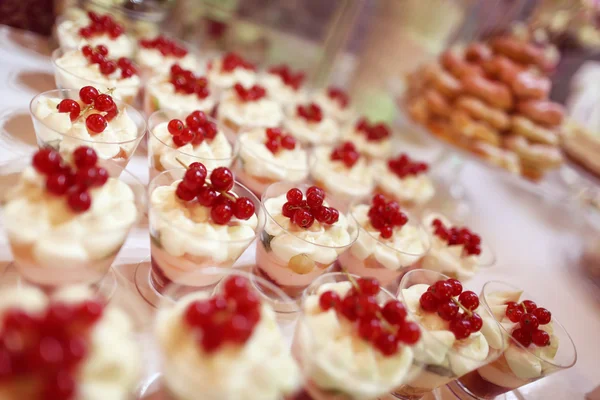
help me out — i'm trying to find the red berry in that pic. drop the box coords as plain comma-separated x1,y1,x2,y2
356,295,379,318
104,104,118,121
185,300,213,328
109,24,124,39
468,313,483,332
319,291,340,311
340,295,359,321
397,321,421,344
223,275,249,297
358,278,380,296
419,291,438,312
286,188,303,205
520,313,539,332
223,314,253,343
211,204,233,225
67,190,92,212
512,328,532,347
79,86,99,104
449,318,472,340
178,127,194,144
325,208,339,225
522,300,537,313
75,166,98,188
183,168,206,190
234,197,255,220
533,308,551,325
76,299,104,324
380,225,393,239
265,138,279,153
82,45,94,57
33,149,62,175
358,318,382,342
506,301,524,323
79,27,93,38
201,323,224,353
41,370,75,400
458,291,479,310
176,182,195,201
314,206,332,223
57,99,81,121
210,167,234,192
94,167,109,186
117,57,132,69
90,52,106,65
282,202,296,218
93,94,114,112
437,300,459,321
446,279,463,297
46,173,70,195
95,44,108,56
197,186,218,206
85,114,107,134
99,60,117,75
431,281,453,301
375,333,399,356
185,113,202,129
166,120,184,137
293,209,314,229
381,301,407,325
281,135,296,150
532,329,550,346
234,290,260,313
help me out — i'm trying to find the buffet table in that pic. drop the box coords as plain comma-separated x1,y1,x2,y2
0,25,597,400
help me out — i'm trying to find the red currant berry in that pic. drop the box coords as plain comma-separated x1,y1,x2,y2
73,146,98,169
380,225,393,239
95,167,108,186
306,186,324,200
223,275,249,298
265,138,279,153
234,197,255,220
286,188,303,205
185,300,214,328
397,320,421,344
468,313,483,332
340,295,359,321
67,190,92,212
325,208,339,225
223,314,253,343
266,127,282,139
512,328,532,347
197,186,218,206
314,206,332,223
109,24,124,39
104,104,118,121
121,65,137,79
533,308,551,325
282,202,296,218
431,281,453,301
93,94,115,112
306,189,324,208
446,278,463,297
358,317,382,342
372,194,386,207
90,52,106,65
375,333,399,356
506,301,525,323
46,173,70,195
356,295,379,318
41,370,76,400
85,114,107,134
437,300,459,321
200,323,224,353
99,60,117,75
183,168,206,190
458,291,479,310
520,313,540,332
79,86,99,104
211,204,233,225
57,99,81,121
33,149,62,175
82,45,94,57
358,278,380,296
95,44,109,56
117,57,132,69
381,300,407,325
178,127,194,144
235,290,260,313
449,317,472,340
189,162,208,175
319,291,340,311
210,167,234,192
293,209,314,229
185,113,201,129
281,135,296,150
176,182,196,201
522,300,537,313
532,329,550,346
419,291,438,312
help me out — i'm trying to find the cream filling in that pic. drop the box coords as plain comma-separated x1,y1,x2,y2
263,194,353,265
349,204,427,270
3,167,138,265
218,91,284,129
297,282,415,400
146,78,216,113
372,161,435,205
135,48,198,76
32,96,139,159
238,129,308,182
282,111,340,146
342,126,393,159
150,121,233,172
150,181,258,263
207,59,257,89
312,91,353,123
57,19,135,59
310,146,374,199
156,292,301,400
259,73,307,105
0,285,140,400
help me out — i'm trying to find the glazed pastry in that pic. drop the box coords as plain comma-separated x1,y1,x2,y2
512,116,558,145
455,96,511,131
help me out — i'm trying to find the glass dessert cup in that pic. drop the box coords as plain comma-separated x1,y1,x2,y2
143,75,218,116
51,48,142,105
292,272,424,400
419,210,495,281
392,270,505,400
252,182,359,309
0,158,146,295
0,283,150,399
140,268,303,400
30,89,146,170
232,130,310,197
147,110,237,180
338,200,431,291
448,281,577,400
135,169,265,307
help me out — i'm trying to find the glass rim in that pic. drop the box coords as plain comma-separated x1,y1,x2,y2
148,110,238,162
149,168,266,245
481,280,578,369
51,47,142,90
29,88,147,145
260,182,359,250
235,129,310,173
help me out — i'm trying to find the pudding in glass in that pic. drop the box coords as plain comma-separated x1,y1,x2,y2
259,64,306,105
312,86,354,124
342,118,393,160
136,35,198,78
283,102,340,146
206,52,257,90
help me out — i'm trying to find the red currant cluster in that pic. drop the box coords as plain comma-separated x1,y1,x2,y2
57,86,118,133
81,45,137,79
368,194,408,239
79,11,124,39
356,119,391,141
327,87,350,108
282,187,339,229
419,279,482,339
0,298,104,398
297,103,323,123
432,219,482,256
166,111,218,148
33,146,109,213
268,64,305,90
233,83,267,102
175,164,255,225
505,300,552,347
220,52,255,72
169,64,210,99
264,127,296,154
139,35,188,58
388,154,429,179
331,141,360,168
319,277,421,356
184,275,261,353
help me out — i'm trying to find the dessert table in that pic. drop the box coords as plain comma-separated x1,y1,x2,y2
0,25,597,400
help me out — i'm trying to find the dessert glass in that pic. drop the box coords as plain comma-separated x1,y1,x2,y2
393,270,505,400
217,88,284,135
232,129,310,197
51,48,142,104
338,199,430,289
30,89,146,169
282,104,341,147
292,272,423,399
449,281,577,400
252,182,358,305
143,75,218,116
140,268,302,400
147,110,237,180
0,157,146,293
135,169,265,306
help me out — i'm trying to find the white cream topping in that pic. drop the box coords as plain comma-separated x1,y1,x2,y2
259,73,307,105
0,286,139,400
146,78,217,114
310,146,374,200
313,91,353,123
349,204,427,271
32,96,139,160
372,161,435,205
283,108,340,146
263,194,353,265
207,59,257,89
156,292,301,400
135,48,198,76
238,129,308,182
55,49,141,101
297,282,415,399
342,125,393,159
218,90,284,129
3,166,138,265
150,121,233,172
57,19,135,59
420,213,481,280
150,181,258,263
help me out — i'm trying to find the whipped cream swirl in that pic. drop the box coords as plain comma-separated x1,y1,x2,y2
342,124,393,159
283,108,340,146
207,59,257,89
372,161,435,206
259,73,307,105
218,90,284,130
136,48,198,77
145,77,217,114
